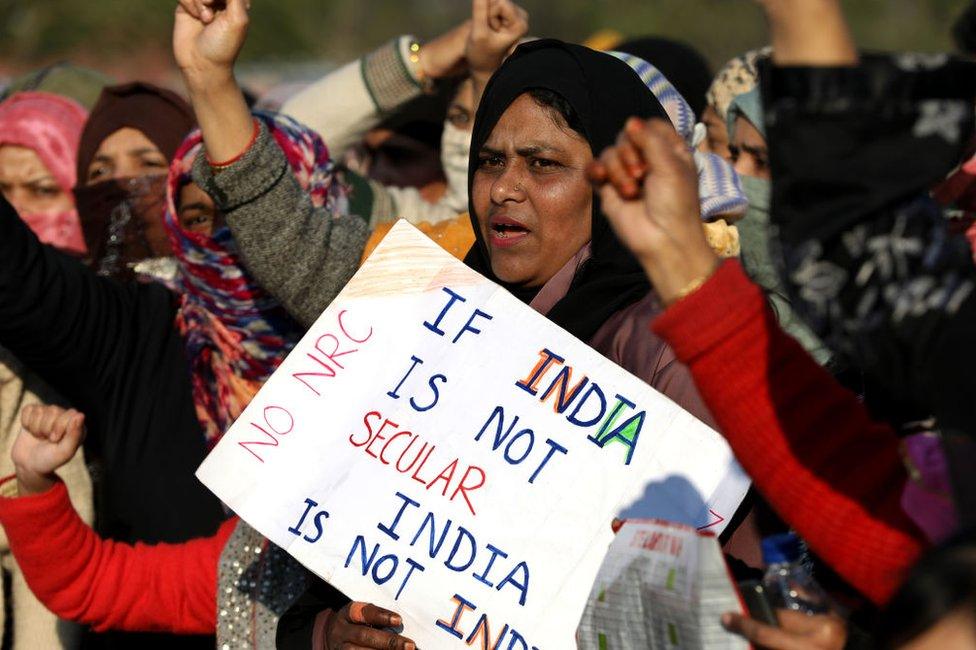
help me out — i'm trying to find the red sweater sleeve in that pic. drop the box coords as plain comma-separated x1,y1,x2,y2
0,477,236,634
652,260,926,605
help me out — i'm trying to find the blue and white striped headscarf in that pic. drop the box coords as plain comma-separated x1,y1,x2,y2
610,51,749,221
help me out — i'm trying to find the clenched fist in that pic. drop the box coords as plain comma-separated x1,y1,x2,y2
174,0,250,86
12,405,87,496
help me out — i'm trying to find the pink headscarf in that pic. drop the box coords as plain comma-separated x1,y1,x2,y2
0,91,88,254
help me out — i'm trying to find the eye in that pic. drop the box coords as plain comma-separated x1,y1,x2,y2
33,186,62,199
447,111,470,128
140,156,168,170
88,164,111,182
179,210,213,232
477,154,504,169
727,145,741,163
530,157,561,170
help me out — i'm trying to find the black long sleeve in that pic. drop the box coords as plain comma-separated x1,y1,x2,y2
0,198,226,547
763,55,976,436
276,576,350,650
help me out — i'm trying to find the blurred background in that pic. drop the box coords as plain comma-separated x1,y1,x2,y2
0,0,970,94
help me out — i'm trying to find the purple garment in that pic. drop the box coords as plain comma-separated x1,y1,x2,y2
900,432,958,543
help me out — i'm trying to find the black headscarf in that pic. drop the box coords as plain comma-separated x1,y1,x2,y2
614,37,712,119
463,39,668,342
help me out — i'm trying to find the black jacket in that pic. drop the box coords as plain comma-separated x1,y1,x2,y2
0,199,225,648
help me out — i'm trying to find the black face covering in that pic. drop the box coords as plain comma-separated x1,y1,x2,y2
463,39,669,342
74,175,171,281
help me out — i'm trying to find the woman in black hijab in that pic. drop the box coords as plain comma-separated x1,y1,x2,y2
465,39,664,337
463,40,719,430
278,39,756,649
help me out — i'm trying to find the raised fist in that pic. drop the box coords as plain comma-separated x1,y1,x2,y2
466,0,529,81
174,0,250,82
12,405,86,495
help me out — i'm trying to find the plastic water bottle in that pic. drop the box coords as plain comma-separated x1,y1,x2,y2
761,533,830,615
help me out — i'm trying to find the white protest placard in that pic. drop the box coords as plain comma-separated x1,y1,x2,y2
197,220,749,649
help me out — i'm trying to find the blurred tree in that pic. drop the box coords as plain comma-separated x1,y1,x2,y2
0,0,970,74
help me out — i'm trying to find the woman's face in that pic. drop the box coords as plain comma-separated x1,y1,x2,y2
699,105,731,161
447,79,475,132
0,145,73,215
178,182,223,236
472,93,593,288
730,115,770,180
85,127,168,185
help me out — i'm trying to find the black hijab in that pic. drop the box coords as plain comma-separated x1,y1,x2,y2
463,39,668,342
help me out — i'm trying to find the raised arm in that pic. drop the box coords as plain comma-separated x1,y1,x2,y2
1,404,234,633
0,199,153,402
591,118,926,604
282,23,470,161
756,0,857,65
758,38,976,443
174,0,370,327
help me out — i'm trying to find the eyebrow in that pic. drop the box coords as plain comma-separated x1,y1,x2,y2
127,148,164,157
479,144,567,157
179,202,212,212
740,144,768,157
24,176,59,187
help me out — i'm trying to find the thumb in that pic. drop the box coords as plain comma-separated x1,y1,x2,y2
64,412,86,448
225,0,251,25
471,0,490,33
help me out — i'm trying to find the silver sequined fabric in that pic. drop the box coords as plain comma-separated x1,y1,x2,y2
216,522,308,649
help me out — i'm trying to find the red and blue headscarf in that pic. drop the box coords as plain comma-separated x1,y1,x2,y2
164,112,352,446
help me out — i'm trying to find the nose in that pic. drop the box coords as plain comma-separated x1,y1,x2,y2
490,162,527,205
733,154,754,179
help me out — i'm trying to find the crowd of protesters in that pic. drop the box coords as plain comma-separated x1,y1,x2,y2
0,0,975,647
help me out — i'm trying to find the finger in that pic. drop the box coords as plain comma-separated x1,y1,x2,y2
348,625,416,650
504,1,526,33
471,0,490,33
774,609,825,633
617,123,647,177
226,0,250,24
586,160,609,185
628,118,694,178
600,147,639,199
722,613,809,650
490,0,513,31
176,0,201,19
775,609,847,643
50,408,77,444
348,602,402,628
64,412,87,448
196,0,214,23
38,407,63,442
20,405,42,436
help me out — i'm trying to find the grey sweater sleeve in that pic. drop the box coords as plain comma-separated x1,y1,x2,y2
192,121,370,328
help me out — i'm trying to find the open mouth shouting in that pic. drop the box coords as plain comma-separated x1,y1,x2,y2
488,214,531,248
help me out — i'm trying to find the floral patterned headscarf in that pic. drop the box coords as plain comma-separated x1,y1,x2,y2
164,112,352,446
